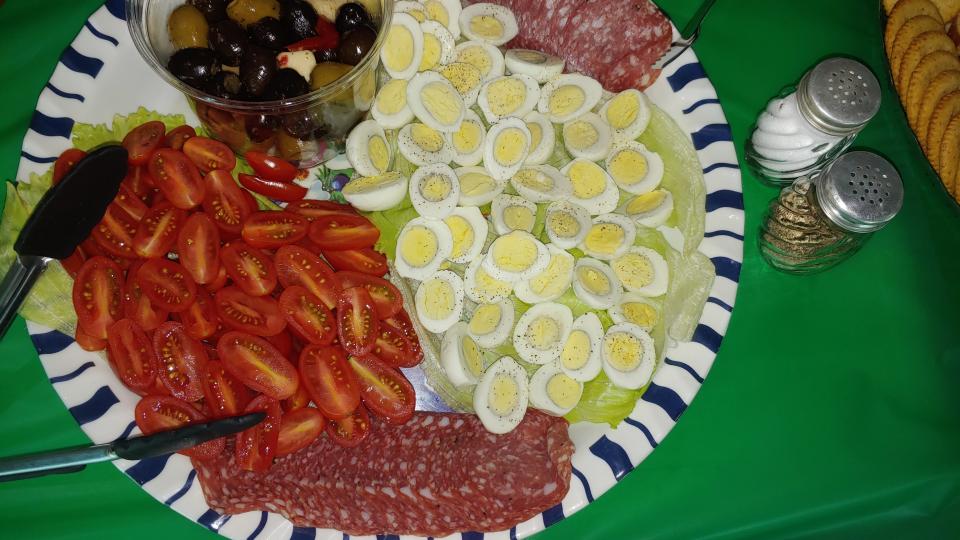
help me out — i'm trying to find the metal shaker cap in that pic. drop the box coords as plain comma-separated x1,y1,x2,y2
797,58,881,136
815,151,903,233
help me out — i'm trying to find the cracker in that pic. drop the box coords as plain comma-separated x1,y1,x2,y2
906,50,960,126
937,113,960,195
925,90,960,169
891,16,946,79
918,69,960,148
898,31,956,92
886,0,944,62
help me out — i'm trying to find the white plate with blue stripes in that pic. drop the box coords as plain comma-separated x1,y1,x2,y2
17,1,744,539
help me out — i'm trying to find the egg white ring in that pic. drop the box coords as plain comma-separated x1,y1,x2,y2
538,74,604,123
523,111,556,165
563,112,613,163
491,193,537,235
454,40,506,83
505,49,566,84
483,117,532,181
572,257,624,310
395,1,427,18
608,293,661,332
528,360,583,416
473,356,529,435
544,200,592,250
440,322,480,388
381,13,425,81
605,141,665,195
340,172,409,212
371,80,416,129
409,162,461,219
454,165,507,206
624,189,675,228
407,71,465,133
512,302,574,365
560,312,605,382
478,74,541,124
467,298,515,348
512,245,574,304
451,109,487,167
445,206,488,264
397,123,456,167
395,216,454,280
600,89,652,143
579,213,638,261
612,246,669,297
509,165,570,203
482,231,551,282
415,270,465,334
464,255,513,304
561,159,621,215
458,3,519,46
422,0,463,39
439,62,484,109
345,119,391,178
601,323,656,391
420,20,457,69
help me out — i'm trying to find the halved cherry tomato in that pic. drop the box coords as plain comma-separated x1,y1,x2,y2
213,286,286,336
241,211,309,249
165,125,196,151
178,212,221,284
176,287,218,340
75,324,107,352
321,248,388,276
285,199,358,221
122,121,166,165
282,381,312,412
265,328,294,358
220,241,277,296
244,151,298,182
136,376,172,398
372,324,419,368
337,271,402,319
337,287,378,356
349,354,415,425
132,202,187,259
240,186,259,214
122,262,169,332
205,263,230,293
53,148,87,185
298,345,360,420
200,360,253,418
308,214,379,251
278,285,336,345
152,322,208,402
72,256,124,340
382,310,423,365
114,183,149,221
61,248,86,279
235,394,282,472
276,407,325,457
238,174,307,202
106,319,158,393
274,245,340,310
203,169,253,236
217,331,299,399
91,203,139,259
148,148,206,209
137,258,198,312
122,164,156,202
325,402,370,448
183,136,237,173
135,395,224,460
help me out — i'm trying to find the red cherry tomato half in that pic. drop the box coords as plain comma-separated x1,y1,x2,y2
203,169,254,236
336,271,403,319
298,345,361,420
264,328,294,358
122,121,166,166
132,202,187,259
282,381,312,412
91,203,139,259
321,248,388,276
241,211,309,249
244,150,298,182
137,258,198,312
220,241,277,296
175,287,219,340
148,148,206,209
285,199,358,221
324,402,370,448
114,183,149,221
72,256,125,340
183,136,237,173
307,213,380,251
53,148,87,186
382,310,423,365
122,164,156,202
372,323,420,368
217,331,300,400
152,321,208,402
278,285,336,345
178,212,221,285
165,125,196,151
336,286,379,356
75,324,107,352
135,395,225,460
235,394,282,472
276,407,326,457
106,319,158,393
205,263,230,293
200,360,253,418
274,245,341,310
213,286,286,336
122,262,169,332
238,174,308,202
349,354,415,425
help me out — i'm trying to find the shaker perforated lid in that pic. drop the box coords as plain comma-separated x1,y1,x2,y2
797,58,881,136
815,151,903,233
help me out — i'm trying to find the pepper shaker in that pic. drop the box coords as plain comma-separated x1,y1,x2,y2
759,151,903,274
746,58,882,186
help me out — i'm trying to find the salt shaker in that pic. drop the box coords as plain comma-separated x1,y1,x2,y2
746,58,881,186
759,151,903,274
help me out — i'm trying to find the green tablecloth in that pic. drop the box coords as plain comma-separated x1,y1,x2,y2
1,0,958,537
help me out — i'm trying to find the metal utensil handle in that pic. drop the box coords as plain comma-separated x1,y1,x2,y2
680,0,717,40
0,255,48,339
0,444,115,482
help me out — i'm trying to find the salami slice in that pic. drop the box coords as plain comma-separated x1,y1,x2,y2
193,411,574,536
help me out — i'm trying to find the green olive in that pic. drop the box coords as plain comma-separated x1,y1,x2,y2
309,62,353,89
168,4,209,49
226,0,280,27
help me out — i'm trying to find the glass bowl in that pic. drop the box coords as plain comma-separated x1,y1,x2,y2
125,0,393,168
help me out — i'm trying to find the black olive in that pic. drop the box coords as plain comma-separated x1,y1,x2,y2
337,25,376,66
283,109,320,139
208,19,248,66
281,0,318,42
168,47,220,86
188,0,228,23
336,2,371,34
205,71,244,98
248,16,291,49
245,113,279,141
265,68,311,100
240,45,277,97
313,48,339,63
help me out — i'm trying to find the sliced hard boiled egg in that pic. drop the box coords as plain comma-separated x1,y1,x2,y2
407,71,465,133
381,13,424,80
450,109,486,166
456,166,506,206
478,74,540,124
484,117,531,180
438,62,484,108
444,206,487,264
440,322,484,387
580,213,637,261
523,111,555,165
341,172,408,212
602,323,656,390
394,0,428,21
419,21,456,72
560,312,604,382
529,361,583,416
605,142,664,195
345,119,392,177
563,112,612,162
459,3,518,46
544,200,591,250
599,89,651,143
512,302,573,365
562,159,620,215
398,123,455,166
415,270,465,334
622,189,674,228
422,0,462,39
464,256,513,304
468,299,515,348
372,78,415,129
609,293,661,332
573,257,623,310
505,49,565,83
538,74,603,123
483,230,550,282
395,217,453,280
513,244,574,304
510,165,569,203
610,246,669,297
474,356,529,434
454,40,505,82
491,194,537,235
410,163,461,219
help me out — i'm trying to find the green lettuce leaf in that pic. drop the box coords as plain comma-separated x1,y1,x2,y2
366,196,419,262
565,372,644,427
71,107,187,151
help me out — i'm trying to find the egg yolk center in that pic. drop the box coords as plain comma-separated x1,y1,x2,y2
453,120,483,153
460,172,497,197
492,234,537,272
503,205,534,232
470,15,504,40
562,330,591,370
606,92,641,129
420,34,444,71
405,7,427,21
489,373,519,416
487,78,526,117
623,302,658,329
494,128,527,165
342,172,402,194
514,168,554,193
515,50,547,64
421,82,462,126
470,303,502,335
568,161,606,199
609,149,649,187
473,265,512,298
584,223,626,255
546,373,580,408
527,122,544,152
549,85,586,117
384,25,415,71
368,135,389,173
457,45,492,77
422,278,455,319
441,62,483,96
548,211,581,239
564,120,599,149
445,215,475,259
423,0,450,25
401,226,439,268
578,266,611,296
626,190,668,215
612,253,655,290
604,332,643,372
461,336,484,377
411,124,445,152
530,255,572,296
420,174,453,202
527,316,560,350
376,79,408,115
